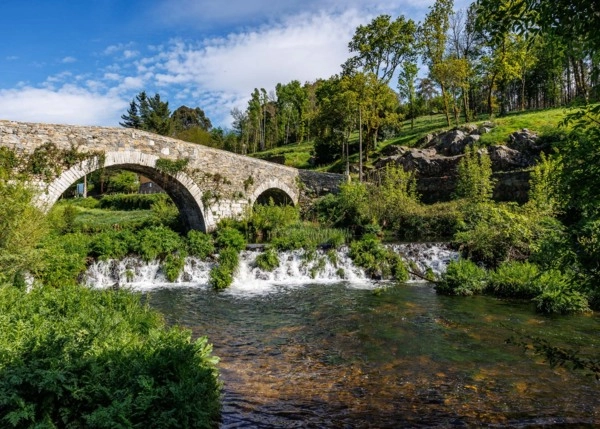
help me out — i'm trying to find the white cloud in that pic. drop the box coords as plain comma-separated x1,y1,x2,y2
61,56,77,64
150,9,367,125
0,86,127,126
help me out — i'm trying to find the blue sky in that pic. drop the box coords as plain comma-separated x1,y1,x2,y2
0,0,470,128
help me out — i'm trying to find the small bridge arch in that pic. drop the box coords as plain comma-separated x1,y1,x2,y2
36,150,216,232
250,179,298,206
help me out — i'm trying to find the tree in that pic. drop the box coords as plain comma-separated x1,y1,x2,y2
421,0,455,126
172,106,212,133
120,92,172,136
120,101,141,129
343,14,418,85
398,62,419,129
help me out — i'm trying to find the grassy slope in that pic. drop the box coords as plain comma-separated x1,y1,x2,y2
250,107,568,172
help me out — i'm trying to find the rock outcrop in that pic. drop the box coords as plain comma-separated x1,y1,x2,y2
374,124,544,203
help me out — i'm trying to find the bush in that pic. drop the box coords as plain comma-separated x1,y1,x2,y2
270,225,349,251
209,247,239,290
187,230,215,259
89,230,136,261
533,270,590,314
215,227,246,252
436,259,488,296
99,193,170,211
134,226,185,261
255,248,279,272
349,235,408,282
487,261,542,299
250,201,300,241
36,233,91,288
163,252,187,282
454,202,534,267
0,284,221,427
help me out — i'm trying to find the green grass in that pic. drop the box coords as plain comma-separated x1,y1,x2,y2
251,140,314,168
476,108,568,146
65,206,155,233
249,107,570,173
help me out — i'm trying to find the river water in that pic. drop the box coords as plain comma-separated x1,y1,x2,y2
86,245,600,428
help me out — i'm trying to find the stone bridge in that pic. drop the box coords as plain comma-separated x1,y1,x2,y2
0,120,343,232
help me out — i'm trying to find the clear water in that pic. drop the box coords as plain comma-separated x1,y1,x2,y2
146,282,600,428
84,245,600,427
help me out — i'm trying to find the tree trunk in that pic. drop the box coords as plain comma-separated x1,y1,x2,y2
440,83,451,127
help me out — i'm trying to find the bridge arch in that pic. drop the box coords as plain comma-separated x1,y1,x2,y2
35,150,216,232
250,179,298,206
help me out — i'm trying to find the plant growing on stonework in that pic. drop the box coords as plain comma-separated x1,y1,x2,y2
209,247,239,290
255,247,279,272
453,146,495,203
155,157,189,175
349,234,408,282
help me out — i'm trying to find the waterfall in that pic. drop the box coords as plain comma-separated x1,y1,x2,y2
82,243,458,291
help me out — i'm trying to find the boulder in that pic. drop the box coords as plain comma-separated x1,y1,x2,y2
434,129,468,156
507,128,542,153
487,145,535,171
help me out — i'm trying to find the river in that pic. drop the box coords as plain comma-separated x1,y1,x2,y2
86,246,600,427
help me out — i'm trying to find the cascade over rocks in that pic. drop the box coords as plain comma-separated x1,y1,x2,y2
374,124,544,203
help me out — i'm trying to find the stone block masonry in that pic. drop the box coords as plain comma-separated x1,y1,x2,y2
0,120,343,232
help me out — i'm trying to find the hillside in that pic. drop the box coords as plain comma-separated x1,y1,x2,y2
251,107,568,174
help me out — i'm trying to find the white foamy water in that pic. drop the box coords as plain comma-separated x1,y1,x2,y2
389,242,459,281
82,243,458,293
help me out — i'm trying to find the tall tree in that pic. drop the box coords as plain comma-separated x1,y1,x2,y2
120,92,172,136
398,61,419,129
421,0,455,126
343,14,418,85
172,106,212,133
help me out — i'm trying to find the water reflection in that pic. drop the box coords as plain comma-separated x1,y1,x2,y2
147,282,600,428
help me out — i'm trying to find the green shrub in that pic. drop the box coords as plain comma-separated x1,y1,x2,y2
36,233,91,288
134,226,185,261
454,202,534,267
68,197,100,209
209,265,234,290
0,284,221,427
487,261,542,299
187,230,215,259
106,171,140,194
215,227,246,252
271,225,349,251
436,259,488,296
250,201,300,241
209,247,239,290
150,197,182,229
163,252,187,282
533,270,590,314
99,193,170,211
89,230,136,261
255,248,279,272
349,235,408,282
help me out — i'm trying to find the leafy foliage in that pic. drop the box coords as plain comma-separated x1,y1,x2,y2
99,193,170,211
187,230,215,259
532,271,590,315
486,261,541,299
453,146,495,202
209,247,239,290
0,284,221,427
215,227,247,252
255,248,280,272
436,259,488,296
349,234,408,282
134,226,185,262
